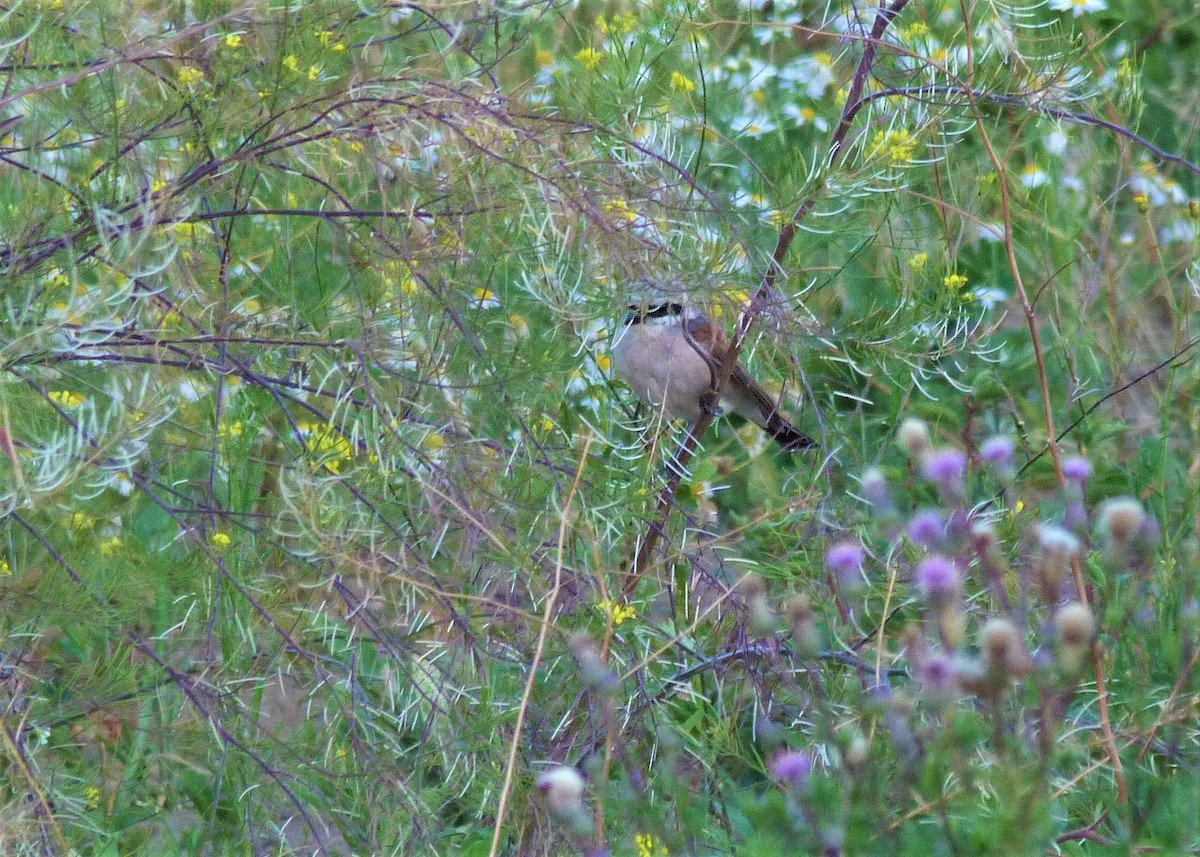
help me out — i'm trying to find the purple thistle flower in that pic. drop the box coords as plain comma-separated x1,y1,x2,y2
917,652,959,705
923,447,967,483
826,540,865,576
916,554,961,602
980,436,1015,468
769,749,813,791
908,509,947,548
1062,456,1092,484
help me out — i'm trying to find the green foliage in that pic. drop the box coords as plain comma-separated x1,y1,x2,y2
0,0,1197,854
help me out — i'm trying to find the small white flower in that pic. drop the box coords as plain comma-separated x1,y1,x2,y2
1160,219,1197,244
1049,0,1107,16
779,54,835,100
972,287,1009,310
110,472,134,497
1044,127,1069,155
738,115,776,138
1020,163,1048,188
178,379,209,402
783,103,829,131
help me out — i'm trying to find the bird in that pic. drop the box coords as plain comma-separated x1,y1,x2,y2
611,300,812,451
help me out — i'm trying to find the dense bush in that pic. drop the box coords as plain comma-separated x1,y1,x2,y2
0,0,1197,854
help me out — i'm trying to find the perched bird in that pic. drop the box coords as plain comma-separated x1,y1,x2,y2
612,301,812,451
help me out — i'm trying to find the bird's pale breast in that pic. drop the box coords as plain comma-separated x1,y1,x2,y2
612,318,714,420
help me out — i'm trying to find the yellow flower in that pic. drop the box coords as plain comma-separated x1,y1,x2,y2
600,600,637,626
507,313,530,339
70,512,96,531
538,416,556,432
905,22,930,39
424,432,447,452
0,559,10,576
210,532,231,548
868,128,918,164
100,537,122,557
635,832,668,856
604,198,639,224
45,267,71,288
670,71,696,93
282,54,299,73
217,420,244,440
315,29,336,46
1133,192,1149,213
596,12,638,35
943,273,969,290
49,390,86,408
907,252,928,272
575,47,603,70
224,33,242,49
308,65,322,81
299,422,354,473
594,352,612,372
84,785,102,810
177,66,205,88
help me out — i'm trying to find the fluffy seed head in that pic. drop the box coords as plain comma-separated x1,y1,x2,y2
1098,497,1146,545
980,617,1031,679
786,595,821,657
536,766,585,819
1037,524,1080,593
981,617,1020,661
1054,602,1096,647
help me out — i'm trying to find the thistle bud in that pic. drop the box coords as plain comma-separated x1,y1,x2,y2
741,573,778,636
1054,601,1096,648
826,540,867,594
1036,524,1080,602
980,616,1032,683
785,594,822,657
896,417,931,458
916,651,959,707
569,633,619,697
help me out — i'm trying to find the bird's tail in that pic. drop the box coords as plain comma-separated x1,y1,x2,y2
764,413,813,451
